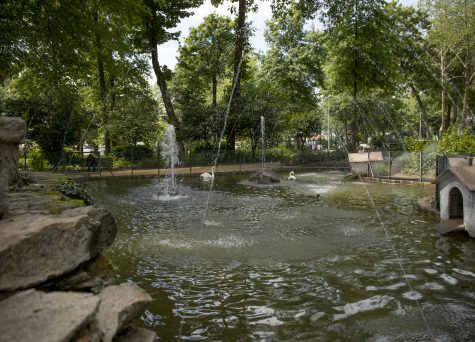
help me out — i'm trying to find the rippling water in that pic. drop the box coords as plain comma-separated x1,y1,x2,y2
87,172,475,341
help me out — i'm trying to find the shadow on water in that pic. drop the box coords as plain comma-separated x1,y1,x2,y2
86,171,475,341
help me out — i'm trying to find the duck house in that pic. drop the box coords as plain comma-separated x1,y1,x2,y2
433,157,475,237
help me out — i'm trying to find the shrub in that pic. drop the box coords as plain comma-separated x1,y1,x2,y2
437,128,475,153
55,181,93,205
28,145,51,171
112,144,154,162
404,137,432,152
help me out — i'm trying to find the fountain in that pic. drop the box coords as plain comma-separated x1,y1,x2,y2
249,115,280,184
160,125,179,195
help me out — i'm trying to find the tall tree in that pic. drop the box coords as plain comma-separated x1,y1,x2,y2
385,1,435,139
427,0,475,132
138,0,204,158
176,14,234,108
211,0,256,154
323,0,397,150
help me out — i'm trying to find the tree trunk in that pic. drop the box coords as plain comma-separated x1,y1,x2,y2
352,0,359,151
150,43,185,160
439,50,448,136
212,73,217,108
462,48,472,130
410,83,431,139
93,11,111,156
227,0,247,156
450,80,458,126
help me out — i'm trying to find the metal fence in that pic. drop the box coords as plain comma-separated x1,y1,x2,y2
19,149,349,174
349,151,475,182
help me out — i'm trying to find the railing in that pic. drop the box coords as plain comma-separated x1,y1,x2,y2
19,149,349,174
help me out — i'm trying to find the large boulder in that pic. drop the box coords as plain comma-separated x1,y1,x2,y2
249,169,281,184
0,289,101,342
0,206,116,291
96,282,153,342
0,117,26,218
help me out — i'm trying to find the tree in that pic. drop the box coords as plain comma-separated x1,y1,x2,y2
426,0,475,132
264,5,325,105
211,0,256,154
176,14,234,108
323,0,398,150
138,0,204,159
263,3,325,147
385,1,436,139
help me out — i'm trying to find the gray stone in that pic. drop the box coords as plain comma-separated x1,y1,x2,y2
50,254,117,291
0,117,27,144
0,117,26,219
249,169,281,184
96,282,153,342
115,325,156,342
0,206,117,291
0,289,100,342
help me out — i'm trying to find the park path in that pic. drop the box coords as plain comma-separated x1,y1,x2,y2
85,161,283,179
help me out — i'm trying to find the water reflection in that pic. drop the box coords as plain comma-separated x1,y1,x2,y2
87,172,475,341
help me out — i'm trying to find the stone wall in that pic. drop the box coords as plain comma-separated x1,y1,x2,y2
0,118,156,341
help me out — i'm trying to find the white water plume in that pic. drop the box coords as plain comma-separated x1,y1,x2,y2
160,125,179,194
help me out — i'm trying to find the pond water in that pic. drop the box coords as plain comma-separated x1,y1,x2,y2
87,172,475,341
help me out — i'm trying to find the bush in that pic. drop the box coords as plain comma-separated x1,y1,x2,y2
112,144,154,162
27,145,51,171
55,181,93,205
437,128,475,153
404,137,432,152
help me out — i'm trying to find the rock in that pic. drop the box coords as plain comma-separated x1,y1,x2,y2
48,254,117,292
0,206,117,291
343,172,358,180
115,325,156,342
0,117,27,144
0,117,26,219
96,282,153,342
249,169,280,184
0,289,101,342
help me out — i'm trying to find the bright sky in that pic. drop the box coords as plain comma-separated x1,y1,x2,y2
157,0,419,70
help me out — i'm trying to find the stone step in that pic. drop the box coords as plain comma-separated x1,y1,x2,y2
0,206,116,291
0,289,101,342
96,282,153,342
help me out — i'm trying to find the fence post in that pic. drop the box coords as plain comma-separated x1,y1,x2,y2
131,147,134,176
157,145,160,176
419,151,423,182
388,151,391,179
189,149,192,174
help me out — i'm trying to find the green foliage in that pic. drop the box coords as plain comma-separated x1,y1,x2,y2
437,128,475,153
112,158,132,169
55,181,93,206
399,151,436,176
112,144,155,162
404,137,432,152
27,145,50,171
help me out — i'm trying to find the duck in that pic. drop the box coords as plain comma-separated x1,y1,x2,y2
200,166,215,180
288,171,296,180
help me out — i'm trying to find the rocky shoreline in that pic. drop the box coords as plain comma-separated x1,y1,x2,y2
0,117,155,342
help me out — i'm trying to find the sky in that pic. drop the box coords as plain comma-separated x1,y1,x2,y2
157,0,419,70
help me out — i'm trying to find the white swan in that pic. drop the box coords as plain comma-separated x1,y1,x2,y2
200,167,215,180
288,171,296,180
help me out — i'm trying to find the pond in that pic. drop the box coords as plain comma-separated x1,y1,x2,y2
87,171,475,341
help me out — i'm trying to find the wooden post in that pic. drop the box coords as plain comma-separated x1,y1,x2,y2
388,151,391,179
419,151,423,182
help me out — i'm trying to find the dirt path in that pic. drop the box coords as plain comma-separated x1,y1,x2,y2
83,162,283,179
